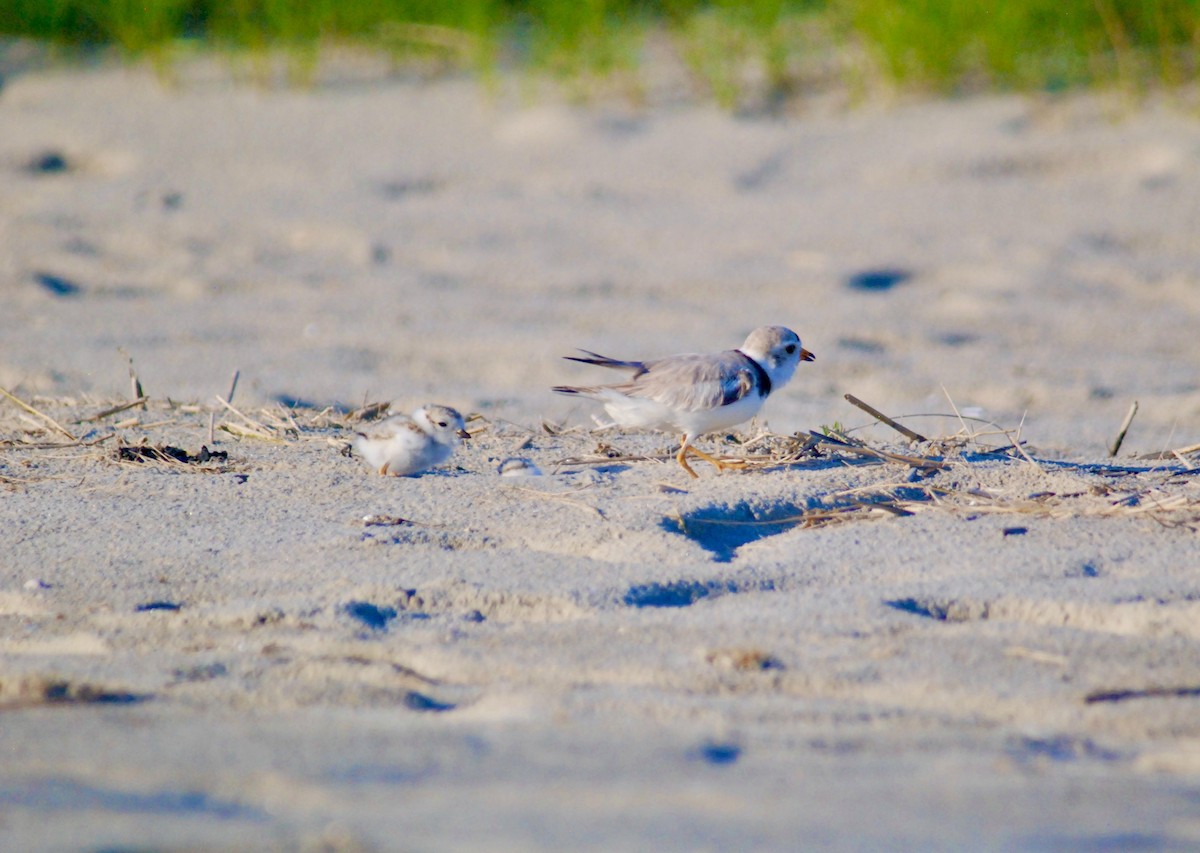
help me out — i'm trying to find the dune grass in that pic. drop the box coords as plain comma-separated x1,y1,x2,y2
1,0,1197,101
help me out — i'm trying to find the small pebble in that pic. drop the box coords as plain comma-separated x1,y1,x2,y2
24,578,51,591
362,514,411,526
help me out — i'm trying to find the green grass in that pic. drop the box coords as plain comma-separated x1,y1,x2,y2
1,0,1197,100
843,0,1200,92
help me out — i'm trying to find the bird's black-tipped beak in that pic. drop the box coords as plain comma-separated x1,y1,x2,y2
457,428,472,440
800,348,815,362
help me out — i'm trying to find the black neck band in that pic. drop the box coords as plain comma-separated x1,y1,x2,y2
735,350,771,397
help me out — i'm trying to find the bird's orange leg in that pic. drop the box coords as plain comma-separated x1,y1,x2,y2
676,437,746,476
684,444,747,473
675,438,700,478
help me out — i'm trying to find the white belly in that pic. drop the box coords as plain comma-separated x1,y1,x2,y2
355,430,452,476
599,389,765,440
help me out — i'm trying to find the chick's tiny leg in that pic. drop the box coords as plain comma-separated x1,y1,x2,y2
378,463,390,476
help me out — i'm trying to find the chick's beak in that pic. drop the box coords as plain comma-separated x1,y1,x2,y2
800,348,815,362
457,428,472,440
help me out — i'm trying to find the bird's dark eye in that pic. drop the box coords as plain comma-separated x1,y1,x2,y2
785,344,797,354
438,421,448,428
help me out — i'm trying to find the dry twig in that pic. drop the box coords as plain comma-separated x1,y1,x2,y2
0,387,76,440
844,393,928,442
78,397,150,424
213,397,281,441
810,432,948,471
1108,401,1138,457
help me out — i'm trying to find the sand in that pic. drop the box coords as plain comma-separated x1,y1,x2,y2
2,55,1200,851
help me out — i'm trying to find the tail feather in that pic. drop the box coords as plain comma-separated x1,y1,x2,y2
563,349,643,372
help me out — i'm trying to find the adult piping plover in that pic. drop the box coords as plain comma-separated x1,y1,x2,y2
353,405,470,477
553,325,814,477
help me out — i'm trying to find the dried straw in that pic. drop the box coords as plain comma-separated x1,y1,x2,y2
0,387,76,440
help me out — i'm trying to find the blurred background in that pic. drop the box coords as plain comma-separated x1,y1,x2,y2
2,0,1198,105
1,1,1198,455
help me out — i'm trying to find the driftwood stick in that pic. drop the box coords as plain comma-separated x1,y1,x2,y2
1108,401,1138,458
844,394,927,442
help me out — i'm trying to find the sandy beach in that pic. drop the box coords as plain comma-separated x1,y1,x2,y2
2,56,1200,850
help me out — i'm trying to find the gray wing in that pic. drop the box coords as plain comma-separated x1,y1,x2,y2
618,351,758,412
356,414,421,442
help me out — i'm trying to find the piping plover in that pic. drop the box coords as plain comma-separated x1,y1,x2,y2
353,405,470,476
553,326,813,477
